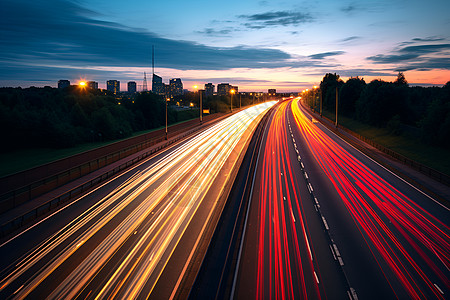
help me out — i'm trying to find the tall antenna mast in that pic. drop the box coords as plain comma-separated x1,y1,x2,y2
152,45,155,75
143,72,148,91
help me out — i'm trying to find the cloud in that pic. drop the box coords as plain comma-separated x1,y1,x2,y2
309,51,345,60
367,43,450,65
339,36,362,43
196,28,233,36
239,11,313,28
0,0,301,85
307,69,395,77
341,4,358,13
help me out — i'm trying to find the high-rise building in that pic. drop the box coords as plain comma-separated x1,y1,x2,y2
152,74,165,95
87,81,98,89
204,83,215,97
217,83,232,96
107,80,120,94
58,80,70,89
169,78,183,97
128,81,137,93
232,86,238,94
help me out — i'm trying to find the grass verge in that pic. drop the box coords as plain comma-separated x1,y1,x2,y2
321,110,450,177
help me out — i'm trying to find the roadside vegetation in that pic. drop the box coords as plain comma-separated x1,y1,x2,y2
303,73,450,176
0,86,259,176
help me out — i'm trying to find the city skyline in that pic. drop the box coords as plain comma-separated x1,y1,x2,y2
1,0,449,92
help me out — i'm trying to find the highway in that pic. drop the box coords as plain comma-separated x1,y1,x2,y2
231,98,449,299
0,101,276,299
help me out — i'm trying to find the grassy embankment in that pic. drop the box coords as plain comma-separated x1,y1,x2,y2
0,109,201,178
321,110,450,177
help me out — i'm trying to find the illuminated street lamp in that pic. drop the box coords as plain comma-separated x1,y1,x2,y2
230,89,235,112
193,85,202,123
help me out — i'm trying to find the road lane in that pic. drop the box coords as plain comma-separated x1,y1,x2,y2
233,101,348,299
291,98,449,299
0,101,276,299
232,98,448,299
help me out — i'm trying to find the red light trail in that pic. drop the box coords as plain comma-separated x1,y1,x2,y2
256,101,320,299
291,99,449,299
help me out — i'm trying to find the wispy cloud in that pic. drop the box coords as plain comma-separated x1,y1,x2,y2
309,51,345,60
338,36,362,43
0,0,303,84
367,39,450,72
239,11,313,28
195,28,233,36
341,3,358,13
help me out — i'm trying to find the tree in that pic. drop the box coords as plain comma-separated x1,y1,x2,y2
394,72,408,86
320,73,344,112
340,76,366,117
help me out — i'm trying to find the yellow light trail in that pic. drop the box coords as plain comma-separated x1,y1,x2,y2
1,101,276,299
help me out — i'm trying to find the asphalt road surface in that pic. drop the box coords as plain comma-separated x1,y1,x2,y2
232,99,449,299
0,101,276,299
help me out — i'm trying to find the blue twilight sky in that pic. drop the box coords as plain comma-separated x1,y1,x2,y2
1,0,449,92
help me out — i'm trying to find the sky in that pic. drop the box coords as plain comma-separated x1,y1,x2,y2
1,0,449,92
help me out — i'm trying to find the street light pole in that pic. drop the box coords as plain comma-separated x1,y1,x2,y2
335,86,339,128
230,89,235,112
165,98,168,139
200,90,203,124
320,88,322,117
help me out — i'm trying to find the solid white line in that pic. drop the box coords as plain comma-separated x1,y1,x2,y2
434,283,444,295
314,271,319,284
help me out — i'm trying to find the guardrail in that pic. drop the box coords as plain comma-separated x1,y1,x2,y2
0,122,214,237
304,103,450,187
0,113,225,215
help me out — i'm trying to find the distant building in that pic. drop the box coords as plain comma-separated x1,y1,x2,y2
152,74,165,95
268,89,276,95
217,83,232,96
169,78,183,97
164,84,170,97
232,86,238,94
87,81,98,90
58,80,70,89
107,80,120,94
205,83,215,97
128,81,137,93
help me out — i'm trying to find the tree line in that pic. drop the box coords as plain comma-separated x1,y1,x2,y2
0,86,196,151
304,73,450,149
0,86,264,152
